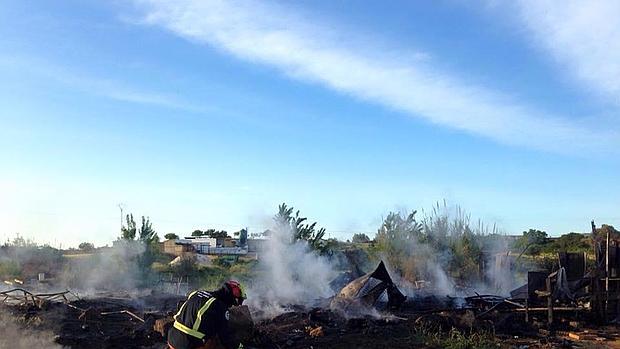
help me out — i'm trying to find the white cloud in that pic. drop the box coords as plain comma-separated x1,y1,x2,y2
135,0,618,155
516,0,620,105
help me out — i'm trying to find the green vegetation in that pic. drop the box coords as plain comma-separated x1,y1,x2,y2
119,213,163,286
421,328,496,349
78,242,95,251
593,224,620,240
514,229,593,256
164,233,179,240
351,233,371,243
514,229,548,256
407,317,497,349
201,259,257,289
0,235,64,281
161,256,258,291
0,260,20,279
368,203,609,285
191,229,229,238
372,204,486,283
374,210,423,281
552,232,590,252
274,202,329,254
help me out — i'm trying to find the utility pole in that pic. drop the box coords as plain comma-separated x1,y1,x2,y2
118,203,125,233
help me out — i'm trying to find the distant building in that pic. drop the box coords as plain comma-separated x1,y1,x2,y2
181,237,218,254
215,237,226,247
223,237,237,247
206,246,247,255
163,236,248,256
162,239,195,256
247,238,267,253
213,237,238,247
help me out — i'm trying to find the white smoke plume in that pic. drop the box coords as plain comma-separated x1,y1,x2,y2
58,240,146,293
481,236,526,296
245,225,337,318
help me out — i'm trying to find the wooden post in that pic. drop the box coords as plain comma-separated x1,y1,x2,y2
547,276,554,326
591,221,604,322
525,298,529,323
606,230,610,321
592,277,597,316
617,279,620,321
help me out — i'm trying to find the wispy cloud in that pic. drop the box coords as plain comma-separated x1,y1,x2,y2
0,55,201,112
133,0,617,155
516,0,620,105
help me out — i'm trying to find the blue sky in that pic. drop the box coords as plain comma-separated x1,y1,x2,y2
1,0,619,247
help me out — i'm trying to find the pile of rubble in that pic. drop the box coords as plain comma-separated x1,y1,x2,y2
252,307,418,349
1,288,183,349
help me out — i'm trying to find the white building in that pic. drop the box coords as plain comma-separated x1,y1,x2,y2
178,237,248,255
178,237,217,254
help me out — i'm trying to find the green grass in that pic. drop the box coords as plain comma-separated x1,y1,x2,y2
0,260,20,280
414,325,498,349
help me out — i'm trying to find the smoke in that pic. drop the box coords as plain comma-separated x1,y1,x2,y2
245,225,337,318
58,240,146,293
424,260,453,295
378,245,454,297
0,237,152,296
481,235,526,296
0,240,63,285
375,208,453,296
0,309,65,349
376,202,517,297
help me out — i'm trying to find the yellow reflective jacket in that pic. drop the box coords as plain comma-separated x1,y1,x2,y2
168,291,241,349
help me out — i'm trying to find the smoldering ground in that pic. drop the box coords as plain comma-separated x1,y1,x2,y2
0,309,65,349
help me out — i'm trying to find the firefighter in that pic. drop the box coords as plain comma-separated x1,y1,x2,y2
168,280,246,349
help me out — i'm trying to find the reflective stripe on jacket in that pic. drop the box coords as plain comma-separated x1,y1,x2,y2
173,291,216,339
168,290,241,349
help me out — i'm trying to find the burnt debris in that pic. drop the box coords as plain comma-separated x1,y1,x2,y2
331,261,406,314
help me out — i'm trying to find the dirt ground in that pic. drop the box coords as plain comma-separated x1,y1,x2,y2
249,306,620,349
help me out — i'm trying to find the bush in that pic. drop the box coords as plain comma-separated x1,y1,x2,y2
550,232,590,252
196,266,229,290
351,233,371,243
374,203,488,283
78,242,95,251
228,260,258,281
0,260,20,279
